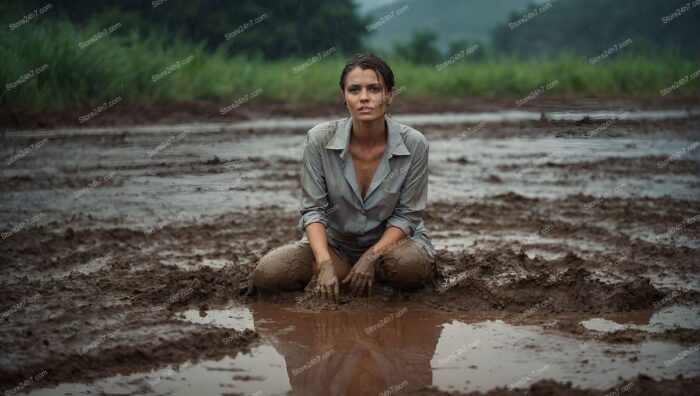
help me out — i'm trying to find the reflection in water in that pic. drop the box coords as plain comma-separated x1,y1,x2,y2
249,303,449,395
582,305,700,333
25,303,700,395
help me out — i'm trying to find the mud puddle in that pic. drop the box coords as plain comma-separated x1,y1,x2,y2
24,346,290,396
24,303,700,395
430,136,700,202
580,305,700,333
3,133,698,232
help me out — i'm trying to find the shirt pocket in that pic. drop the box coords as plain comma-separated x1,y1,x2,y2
376,190,400,220
378,162,409,195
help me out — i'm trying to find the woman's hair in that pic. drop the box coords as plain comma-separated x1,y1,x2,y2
339,53,395,93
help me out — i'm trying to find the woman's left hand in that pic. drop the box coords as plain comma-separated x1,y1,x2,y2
342,248,377,297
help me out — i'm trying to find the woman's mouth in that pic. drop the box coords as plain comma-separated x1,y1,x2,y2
358,107,373,113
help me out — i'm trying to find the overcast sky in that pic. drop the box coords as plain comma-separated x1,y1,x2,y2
354,0,402,14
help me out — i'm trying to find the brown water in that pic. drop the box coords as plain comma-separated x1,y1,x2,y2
26,303,700,395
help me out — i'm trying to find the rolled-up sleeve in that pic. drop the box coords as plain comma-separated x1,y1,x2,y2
298,132,329,231
386,138,429,237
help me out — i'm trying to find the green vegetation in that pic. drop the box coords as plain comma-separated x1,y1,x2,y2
1,0,698,110
6,0,367,59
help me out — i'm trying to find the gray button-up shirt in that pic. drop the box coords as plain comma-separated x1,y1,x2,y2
298,114,436,263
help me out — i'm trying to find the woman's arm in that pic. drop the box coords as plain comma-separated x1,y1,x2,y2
306,222,331,266
369,226,406,259
298,128,340,300
309,222,339,301
298,130,333,265
384,135,429,238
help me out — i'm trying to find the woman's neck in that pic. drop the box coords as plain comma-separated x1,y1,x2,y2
351,116,387,149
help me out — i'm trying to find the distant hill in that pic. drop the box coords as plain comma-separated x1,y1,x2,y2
363,0,537,52
493,0,700,58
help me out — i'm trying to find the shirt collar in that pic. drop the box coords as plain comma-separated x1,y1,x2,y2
325,114,411,160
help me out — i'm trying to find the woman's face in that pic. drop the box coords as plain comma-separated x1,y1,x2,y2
340,67,394,122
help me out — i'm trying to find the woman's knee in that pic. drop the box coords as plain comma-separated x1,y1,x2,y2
377,240,434,291
252,243,314,292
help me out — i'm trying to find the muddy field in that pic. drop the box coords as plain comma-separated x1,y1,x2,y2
1,97,699,395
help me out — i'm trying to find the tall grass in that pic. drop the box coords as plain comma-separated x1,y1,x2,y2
2,18,699,110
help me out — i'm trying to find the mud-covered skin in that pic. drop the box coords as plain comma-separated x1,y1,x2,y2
1,97,699,394
374,239,435,291
252,240,435,292
252,242,317,292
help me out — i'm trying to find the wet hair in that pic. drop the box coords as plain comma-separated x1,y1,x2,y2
339,53,395,93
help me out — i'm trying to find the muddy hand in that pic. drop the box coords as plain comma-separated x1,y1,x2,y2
315,259,340,302
342,249,375,297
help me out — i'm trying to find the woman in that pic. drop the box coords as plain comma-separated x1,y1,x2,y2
252,53,436,301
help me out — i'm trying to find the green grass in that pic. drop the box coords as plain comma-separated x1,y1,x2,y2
2,18,699,110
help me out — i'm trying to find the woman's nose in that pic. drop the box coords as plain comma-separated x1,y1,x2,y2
359,88,370,101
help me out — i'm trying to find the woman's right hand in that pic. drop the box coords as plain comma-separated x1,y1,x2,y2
315,259,339,302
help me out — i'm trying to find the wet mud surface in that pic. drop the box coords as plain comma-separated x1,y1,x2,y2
2,95,699,131
1,97,699,395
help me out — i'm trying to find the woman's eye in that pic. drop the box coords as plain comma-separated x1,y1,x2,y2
370,87,380,93
349,88,359,93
